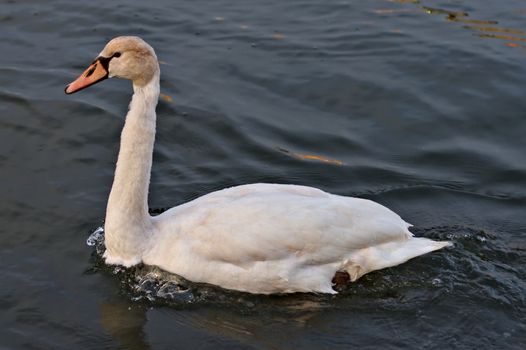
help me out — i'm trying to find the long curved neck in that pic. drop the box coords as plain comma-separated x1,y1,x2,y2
104,73,160,250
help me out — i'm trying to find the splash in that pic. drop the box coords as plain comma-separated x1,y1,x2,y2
87,226,105,255
85,224,462,309
86,226,262,307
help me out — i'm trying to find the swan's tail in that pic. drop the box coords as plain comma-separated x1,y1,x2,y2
347,237,451,281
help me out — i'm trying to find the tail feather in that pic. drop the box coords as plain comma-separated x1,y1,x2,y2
348,238,451,280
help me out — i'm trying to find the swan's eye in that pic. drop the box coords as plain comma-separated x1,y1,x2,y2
113,52,121,58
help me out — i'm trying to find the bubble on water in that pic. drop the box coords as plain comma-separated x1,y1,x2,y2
157,282,194,303
431,278,443,286
129,268,195,303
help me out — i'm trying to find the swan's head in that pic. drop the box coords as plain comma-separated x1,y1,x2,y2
65,36,159,94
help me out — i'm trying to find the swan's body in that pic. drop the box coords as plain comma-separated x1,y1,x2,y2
66,36,450,294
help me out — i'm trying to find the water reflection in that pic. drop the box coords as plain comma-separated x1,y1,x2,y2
422,6,467,17
100,300,149,350
182,305,324,348
447,15,498,25
277,147,344,165
384,0,526,45
478,34,526,42
98,290,329,349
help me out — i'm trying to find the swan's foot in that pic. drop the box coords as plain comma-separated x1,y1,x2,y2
331,271,350,291
331,263,365,291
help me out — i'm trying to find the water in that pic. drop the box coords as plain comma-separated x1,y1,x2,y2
1,0,525,348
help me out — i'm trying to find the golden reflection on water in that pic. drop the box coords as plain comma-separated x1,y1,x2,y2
272,32,286,40
478,34,526,42
463,25,524,35
373,8,418,14
382,0,526,46
159,92,173,102
422,6,468,18
506,42,526,48
447,15,498,25
277,147,344,166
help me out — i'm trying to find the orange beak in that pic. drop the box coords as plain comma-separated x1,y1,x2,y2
65,58,109,94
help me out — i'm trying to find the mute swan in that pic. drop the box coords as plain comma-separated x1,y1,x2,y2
65,36,450,294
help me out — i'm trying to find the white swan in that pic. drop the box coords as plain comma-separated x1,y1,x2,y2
66,36,450,294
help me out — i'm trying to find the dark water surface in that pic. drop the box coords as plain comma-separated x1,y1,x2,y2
1,0,525,349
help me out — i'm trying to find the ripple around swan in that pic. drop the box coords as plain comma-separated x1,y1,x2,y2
10,209,523,348
82,223,525,346
85,224,525,313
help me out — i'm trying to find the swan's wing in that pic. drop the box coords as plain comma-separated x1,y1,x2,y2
152,183,411,265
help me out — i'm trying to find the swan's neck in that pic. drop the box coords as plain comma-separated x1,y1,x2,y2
104,73,160,265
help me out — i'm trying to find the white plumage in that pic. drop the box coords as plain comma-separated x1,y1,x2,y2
66,36,450,294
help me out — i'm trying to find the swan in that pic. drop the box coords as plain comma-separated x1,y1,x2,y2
65,36,450,294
